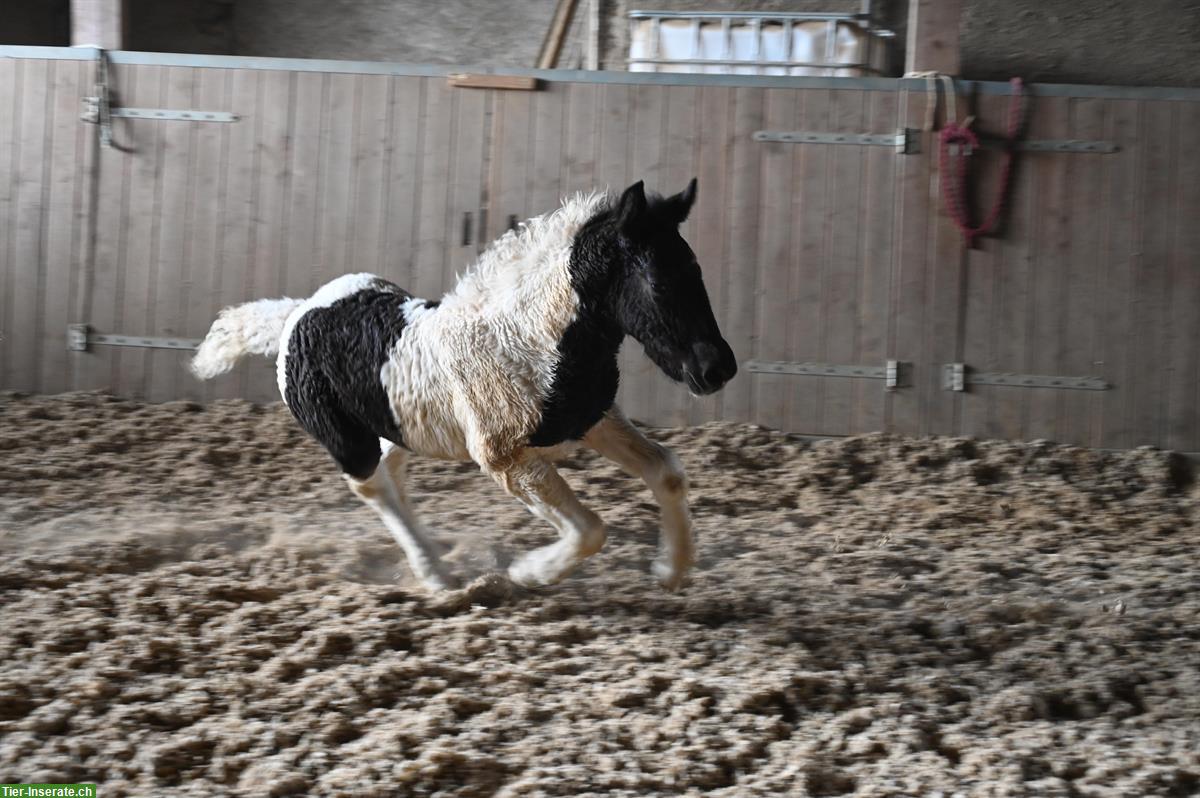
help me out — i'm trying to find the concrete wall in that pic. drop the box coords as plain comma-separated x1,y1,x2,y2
0,0,71,45
3,1,1199,86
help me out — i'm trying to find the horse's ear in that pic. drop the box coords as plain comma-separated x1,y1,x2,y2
616,180,648,235
666,177,698,224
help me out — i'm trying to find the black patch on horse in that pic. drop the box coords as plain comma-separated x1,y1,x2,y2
284,280,413,479
528,205,625,447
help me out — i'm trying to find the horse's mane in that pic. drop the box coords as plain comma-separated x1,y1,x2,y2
443,191,611,311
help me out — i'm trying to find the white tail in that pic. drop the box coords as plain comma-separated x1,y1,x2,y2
190,297,304,379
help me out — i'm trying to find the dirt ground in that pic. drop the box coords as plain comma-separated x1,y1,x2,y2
0,391,1197,797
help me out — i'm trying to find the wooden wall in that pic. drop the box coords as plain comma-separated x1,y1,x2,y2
1,50,1198,452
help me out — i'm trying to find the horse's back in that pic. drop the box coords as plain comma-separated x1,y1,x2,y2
278,273,430,477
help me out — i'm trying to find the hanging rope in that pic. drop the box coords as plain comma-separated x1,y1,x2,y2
938,77,1026,246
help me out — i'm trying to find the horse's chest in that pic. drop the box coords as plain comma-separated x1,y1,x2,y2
528,322,621,447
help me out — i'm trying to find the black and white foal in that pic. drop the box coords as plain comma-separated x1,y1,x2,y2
192,180,736,591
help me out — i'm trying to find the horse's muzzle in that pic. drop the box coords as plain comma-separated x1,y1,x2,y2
685,340,737,395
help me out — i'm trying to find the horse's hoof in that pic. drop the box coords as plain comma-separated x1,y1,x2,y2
507,558,563,588
652,558,689,592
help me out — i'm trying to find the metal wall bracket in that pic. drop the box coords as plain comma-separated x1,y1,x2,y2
942,363,1109,392
67,324,201,352
82,100,238,123
949,139,1120,156
753,128,912,152
747,359,908,390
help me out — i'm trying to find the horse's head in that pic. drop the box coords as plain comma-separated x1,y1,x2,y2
606,179,737,396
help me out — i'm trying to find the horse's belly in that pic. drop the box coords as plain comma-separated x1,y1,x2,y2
379,342,472,462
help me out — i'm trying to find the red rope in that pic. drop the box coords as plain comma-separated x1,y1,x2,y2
938,77,1025,246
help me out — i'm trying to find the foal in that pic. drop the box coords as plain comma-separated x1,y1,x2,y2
191,179,736,591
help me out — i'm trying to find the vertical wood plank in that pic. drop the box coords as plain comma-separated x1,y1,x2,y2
752,87,799,432
243,70,293,402
854,90,898,434
311,73,356,301
486,90,531,249
1095,100,1139,449
1058,97,1108,446
819,89,868,437
1164,102,1200,452
958,91,1010,440
348,74,390,278
10,59,50,393
1021,97,1071,441
145,66,198,402
687,85,732,425
923,102,968,438
720,86,764,424
785,89,832,434
39,59,88,394
208,67,259,399
379,77,423,290
68,59,97,393
181,66,229,402
79,60,137,394
887,88,934,437
444,88,488,287
561,82,599,196
1129,100,1174,447
0,58,18,388
528,84,567,222
413,78,454,299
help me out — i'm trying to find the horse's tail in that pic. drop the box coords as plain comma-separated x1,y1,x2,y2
190,297,304,379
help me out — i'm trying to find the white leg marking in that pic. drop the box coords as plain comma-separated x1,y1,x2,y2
489,454,606,587
584,406,694,591
345,440,457,592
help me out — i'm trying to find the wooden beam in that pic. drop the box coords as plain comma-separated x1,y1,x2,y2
536,0,581,70
905,0,962,75
448,74,541,91
71,0,125,49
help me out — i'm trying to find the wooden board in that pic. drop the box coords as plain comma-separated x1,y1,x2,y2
853,91,898,435
181,66,231,402
144,66,198,402
719,87,764,424
887,88,934,437
1164,102,1200,452
753,87,800,432
9,58,50,393
379,76,423,290
1095,100,1140,449
820,89,868,437
1128,100,1174,447
785,89,831,435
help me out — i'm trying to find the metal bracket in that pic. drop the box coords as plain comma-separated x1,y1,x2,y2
67,324,201,352
949,139,1120,156
747,359,908,390
942,363,1109,392
82,101,238,124
81,50,237,149
753,128,913,153
115,106,237,122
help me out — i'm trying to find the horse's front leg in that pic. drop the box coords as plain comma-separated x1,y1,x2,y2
583,406,693,591
487,453,607,587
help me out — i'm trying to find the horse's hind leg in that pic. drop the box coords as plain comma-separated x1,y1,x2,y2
345,440,456,592
487,454,606,587
583,406,693,591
